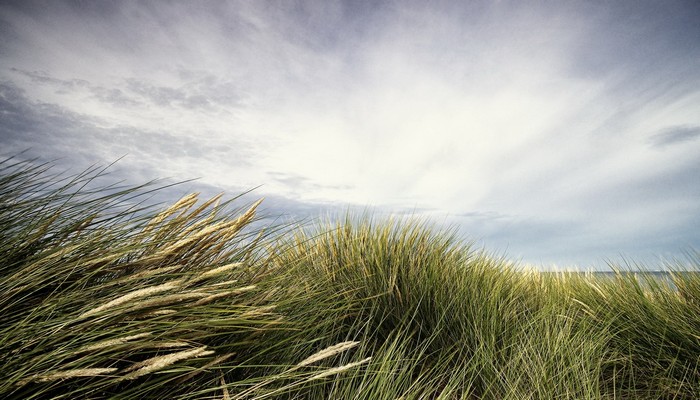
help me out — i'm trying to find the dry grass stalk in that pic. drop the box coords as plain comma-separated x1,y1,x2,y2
120,347,215,380
77,332,152,353
180,212,217,238
145,309,177,316
79,280,182,319
189,213,251,242
194,198,262,241
186,218,237,243
306,357,372,381
192,292,235,307
127,292,210,312
180,193,223,221
140,198,260,264
195,262,242,281
142,193,199,235
240,305,277,318
117,265,182,284
66,213,97,239
230,341,367,398
19,368,118,385
221,372,231,400
151,341,190,349
81,251,130,268
145,219,233,262
210,279,240,287
180,240,221,264
35,244,81,262
176,353,236,383
32,212,60,239
296,341,360,368
231,285,256,293
208,243,234,265
192,286,256,306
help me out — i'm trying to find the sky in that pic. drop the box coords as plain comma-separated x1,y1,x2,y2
1,0,699,269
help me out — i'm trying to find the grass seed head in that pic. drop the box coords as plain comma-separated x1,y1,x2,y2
76,332,152,353
191,262,242,283
296,341,360,367
306,357,372,381
79,280,182,319
120,347,215,380
19,368,119,385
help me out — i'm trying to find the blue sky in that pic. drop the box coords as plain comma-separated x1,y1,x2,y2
1,0,699,268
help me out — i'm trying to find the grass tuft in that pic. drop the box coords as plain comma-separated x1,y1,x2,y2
1,156,698,399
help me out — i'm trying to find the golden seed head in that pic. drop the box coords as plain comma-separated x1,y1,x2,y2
120,347,214,380
306,357,372,381
296,341,360,367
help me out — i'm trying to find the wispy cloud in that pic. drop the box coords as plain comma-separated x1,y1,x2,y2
649,125,700,148
1,0,699,266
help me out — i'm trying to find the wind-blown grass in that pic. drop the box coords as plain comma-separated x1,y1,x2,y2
1,156,698,399
0,157,365,399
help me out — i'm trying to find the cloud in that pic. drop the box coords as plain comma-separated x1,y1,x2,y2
0,81,249,184
9,67,246,111
124,75,245,110
90,86,142,108
1,0,699,266
0,80,340,234
11,68,90,91
649,125,700,148
0,81,101,162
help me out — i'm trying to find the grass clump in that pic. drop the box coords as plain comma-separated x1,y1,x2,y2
0,157,366,399
1,156,699,399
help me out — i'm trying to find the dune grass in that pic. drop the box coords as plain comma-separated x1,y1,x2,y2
1,156,698,399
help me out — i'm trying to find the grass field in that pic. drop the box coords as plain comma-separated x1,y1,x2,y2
1,156,698,399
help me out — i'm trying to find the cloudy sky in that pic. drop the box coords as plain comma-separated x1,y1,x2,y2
1,0,699,268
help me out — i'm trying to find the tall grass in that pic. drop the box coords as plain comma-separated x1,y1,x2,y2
1,156,698,399
0,157,367,399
